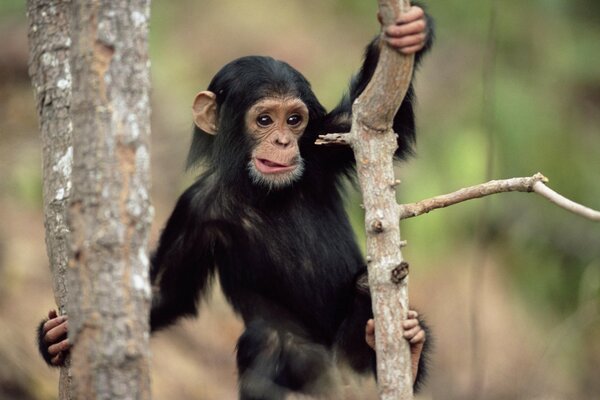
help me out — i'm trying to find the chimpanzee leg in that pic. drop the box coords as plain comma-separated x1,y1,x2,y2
236,319,333,400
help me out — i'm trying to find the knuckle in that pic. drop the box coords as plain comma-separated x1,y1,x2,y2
44,333,54,344
48,344,58,355
43,321,53,332
387,26,401,36
411,332,424,343
46,329,58,342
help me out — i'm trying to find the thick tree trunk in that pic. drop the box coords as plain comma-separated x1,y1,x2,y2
27,0,153,398
26,1,74,397
65,1,153,399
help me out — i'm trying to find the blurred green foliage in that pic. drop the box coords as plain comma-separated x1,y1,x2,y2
0,0,23,16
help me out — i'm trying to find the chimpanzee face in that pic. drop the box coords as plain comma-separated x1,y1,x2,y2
192,91,310,189
244,96,309,189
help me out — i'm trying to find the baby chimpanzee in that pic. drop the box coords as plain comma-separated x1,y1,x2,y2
39,5,434,399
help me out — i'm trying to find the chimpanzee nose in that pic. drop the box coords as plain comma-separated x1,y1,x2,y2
275,133,291,148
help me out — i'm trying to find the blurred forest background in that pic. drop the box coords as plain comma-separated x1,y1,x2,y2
0,0,599,399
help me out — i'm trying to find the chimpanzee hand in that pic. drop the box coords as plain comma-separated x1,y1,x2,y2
37,309,71,367
365,310,426,383
378,5,429,55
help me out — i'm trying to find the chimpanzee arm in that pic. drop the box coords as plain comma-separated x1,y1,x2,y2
36,182,218,367
321,4,434,173
149,182,218,331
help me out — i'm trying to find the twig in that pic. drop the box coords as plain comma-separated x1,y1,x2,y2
532,181,600,221
399,172,600,222
315,133,351,146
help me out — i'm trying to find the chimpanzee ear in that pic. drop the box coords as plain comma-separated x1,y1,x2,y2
192,91,218,135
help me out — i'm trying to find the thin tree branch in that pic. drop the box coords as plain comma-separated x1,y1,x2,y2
532,180,600,222
315,132,351,146
399,173,600,222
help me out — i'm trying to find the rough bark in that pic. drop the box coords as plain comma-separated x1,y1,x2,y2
28,0,153,398
354,1,415,399
26,0,74,397
66,1,153,399
314,0,418,396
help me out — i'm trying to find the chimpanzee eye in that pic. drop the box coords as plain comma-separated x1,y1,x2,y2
287,114,303,126
256,115,273,127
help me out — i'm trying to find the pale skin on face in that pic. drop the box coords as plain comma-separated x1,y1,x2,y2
193,92,308,167
245,97,309,167
365,310,426,384
193,91,310,188
245,97,309,141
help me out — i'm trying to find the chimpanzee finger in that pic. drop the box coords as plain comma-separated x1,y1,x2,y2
51,352,64,366
403,324,422,339
385,33,426,51
409,329,426,345
402,318,419,330
48,309,58,319
365,319,375,335
398,44,425,55
407,310,419,319
379,6,424,28
45,320,69,344
396,6,425,25
42,315,67,335
365,319,376,349
48,338,71,356
385,19,426,39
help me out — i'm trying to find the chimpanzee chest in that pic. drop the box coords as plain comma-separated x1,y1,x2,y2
231,197,364,333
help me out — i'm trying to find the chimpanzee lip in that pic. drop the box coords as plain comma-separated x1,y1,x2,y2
254,158,297,174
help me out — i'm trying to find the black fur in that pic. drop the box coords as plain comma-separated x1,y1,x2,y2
414,316,433,393
151,27,433,397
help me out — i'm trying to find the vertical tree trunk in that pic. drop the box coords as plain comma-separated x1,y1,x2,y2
66,1,153,399
357,1,414,399
26,1,74,398
28,0,153,398
318,1,416,397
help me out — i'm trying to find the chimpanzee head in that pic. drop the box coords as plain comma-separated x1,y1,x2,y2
189,56,326,189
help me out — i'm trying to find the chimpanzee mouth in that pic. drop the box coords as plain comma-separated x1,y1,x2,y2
254,158,297,174
248,157,305,189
